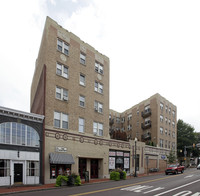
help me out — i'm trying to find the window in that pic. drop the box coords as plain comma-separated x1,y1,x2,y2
50,164,71,179
160,127,163,134
54,112,68,129
168,141,171,149
172,131,175,138
94,81,103,94
160,115,163,122
160,103,164,110
145,118,151,125
80,53,86,64
94,101,103,113
165,140,168,148
80,74,85,86
172,121,175,128
27,161,39,176
165,129,168,136
165,106,168,113
0,160,10,177
128,114,132,121
56,86,68,101
116,117,120,123
93,122,103,136
172,110,175,118
0,122,39,147
137,110,139,116
168,119,171,126
169,130,171,137
79,118,85,133
95,62,103,74
56,62,68,79
165,117,168,124
159,139,164,148
57,39,69,55
79,95,85,107
169,107,171,115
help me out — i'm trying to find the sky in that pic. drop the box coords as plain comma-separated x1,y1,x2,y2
0,0,200,132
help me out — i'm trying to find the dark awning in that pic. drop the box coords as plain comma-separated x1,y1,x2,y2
49,153,75,164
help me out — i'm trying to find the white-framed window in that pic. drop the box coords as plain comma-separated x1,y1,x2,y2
172,110,175,118
169,107,171,115
160,103,164,110
165,106,168,113
165,117,168,124
93,122,103,136
165,129,168,136
0,160,10,177
95,62,103,74
145,118,151,125
94,101,103,113
56,86,68,101
94,81,103,94
56,62,68,79
128,114,132,121
54,111,68,129
79,95,85,107
172,131,175,138
159,139,164,148
80,53,86,65
160,127,163,134
79,118,85,133
172,121,175,128
160,115,163,122
144,105,150,113
168,119,171,126
128,124,132,131
27,161,39,176
80,74,85,86
57,38,69,55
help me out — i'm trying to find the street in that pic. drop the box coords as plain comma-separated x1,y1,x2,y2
10,168,200,196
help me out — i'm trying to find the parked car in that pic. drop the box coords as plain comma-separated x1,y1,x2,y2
197,164,200,170
165,164,185,175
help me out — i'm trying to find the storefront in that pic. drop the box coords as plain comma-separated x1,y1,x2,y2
0,106,44,186
109,150,130,173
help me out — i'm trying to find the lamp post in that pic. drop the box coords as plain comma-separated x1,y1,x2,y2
134,137,137,177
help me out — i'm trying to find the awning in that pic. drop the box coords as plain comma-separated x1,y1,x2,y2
49,153,75,164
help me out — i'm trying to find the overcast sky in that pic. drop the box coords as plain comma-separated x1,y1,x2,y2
0,0,199,132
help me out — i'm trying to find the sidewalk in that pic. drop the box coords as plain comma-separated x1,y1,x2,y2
0,172,164,195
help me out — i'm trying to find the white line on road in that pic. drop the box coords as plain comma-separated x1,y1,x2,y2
184,175,194,178
154,179,200,196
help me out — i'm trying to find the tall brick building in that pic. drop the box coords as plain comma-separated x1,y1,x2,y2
110,93,177,150
31,17,136,184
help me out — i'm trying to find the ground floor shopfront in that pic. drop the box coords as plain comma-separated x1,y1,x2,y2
44,129,146,184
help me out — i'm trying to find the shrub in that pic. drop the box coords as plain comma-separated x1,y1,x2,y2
75,175,81,186
110,171,120,181
122,171,127,180
56,175,68,187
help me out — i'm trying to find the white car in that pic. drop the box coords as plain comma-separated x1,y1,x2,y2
197,164,200,170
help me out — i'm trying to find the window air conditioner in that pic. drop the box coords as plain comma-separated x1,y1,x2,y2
63,96,68,101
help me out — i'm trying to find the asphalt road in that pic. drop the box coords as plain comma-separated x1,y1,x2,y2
11,168,200,196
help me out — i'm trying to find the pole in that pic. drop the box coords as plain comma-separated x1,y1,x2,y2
134,139,137,177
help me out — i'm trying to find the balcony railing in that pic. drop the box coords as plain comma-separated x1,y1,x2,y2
141,121,152,130
141,108,151,118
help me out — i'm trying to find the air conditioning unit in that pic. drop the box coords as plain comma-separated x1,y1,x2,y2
63,96,68,101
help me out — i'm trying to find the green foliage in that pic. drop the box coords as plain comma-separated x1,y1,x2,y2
110,171,120,181
74,175,81,186
55,175,68,187
110,168,127,180
177,119,199,158
167,150,176,164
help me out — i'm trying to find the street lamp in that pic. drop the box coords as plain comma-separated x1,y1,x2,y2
134,137,137,177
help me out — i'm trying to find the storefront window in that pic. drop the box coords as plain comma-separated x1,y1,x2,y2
50,164,71,179
0,160,10,177
27,161,39,176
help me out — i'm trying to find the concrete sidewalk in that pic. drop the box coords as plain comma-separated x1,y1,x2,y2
0,172,164,195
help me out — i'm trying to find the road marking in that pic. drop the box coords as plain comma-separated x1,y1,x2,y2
69,175,180,196
121,185,153,192
154,179,200,196
184,175,194,178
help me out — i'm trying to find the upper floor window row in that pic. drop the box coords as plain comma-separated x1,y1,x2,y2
57,39,69,55
0,122,39,147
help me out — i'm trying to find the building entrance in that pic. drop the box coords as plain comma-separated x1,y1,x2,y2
79,158,87,179
91,159,98,178
14,164,23,184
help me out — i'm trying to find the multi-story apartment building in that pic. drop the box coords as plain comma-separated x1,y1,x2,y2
110,93,177,150
31,17,138,184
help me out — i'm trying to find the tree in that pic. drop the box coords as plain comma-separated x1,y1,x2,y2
177,119,199,158
167,150,176,164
